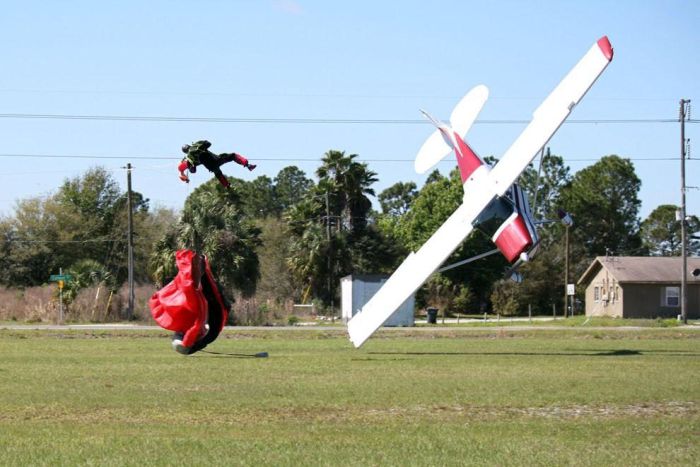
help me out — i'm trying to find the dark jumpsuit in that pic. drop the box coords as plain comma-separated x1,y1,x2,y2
182,140,250,188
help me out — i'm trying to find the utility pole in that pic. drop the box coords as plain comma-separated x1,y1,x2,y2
680,99,691,324
564,222,570,317
126,163,135,320
325,191,333,320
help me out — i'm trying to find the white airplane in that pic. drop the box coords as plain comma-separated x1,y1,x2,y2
347,36,614,348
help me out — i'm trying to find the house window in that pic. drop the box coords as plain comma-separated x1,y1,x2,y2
594,286,600,302
665,287,680,307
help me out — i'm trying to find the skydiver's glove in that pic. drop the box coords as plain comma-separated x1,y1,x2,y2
178,160,191,183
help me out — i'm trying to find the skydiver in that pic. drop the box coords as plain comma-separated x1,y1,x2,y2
178,140,257,188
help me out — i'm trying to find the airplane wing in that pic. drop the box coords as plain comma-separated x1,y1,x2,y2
414,85,489,174
488,37,613,195
348,37,613,348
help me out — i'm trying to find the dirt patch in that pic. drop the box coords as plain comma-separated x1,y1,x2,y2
1,401,696,426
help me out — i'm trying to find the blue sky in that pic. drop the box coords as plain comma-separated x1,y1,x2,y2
0,0,697,221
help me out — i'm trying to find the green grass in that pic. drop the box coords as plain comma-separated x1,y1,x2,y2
0,328,698,466
414,315,695,328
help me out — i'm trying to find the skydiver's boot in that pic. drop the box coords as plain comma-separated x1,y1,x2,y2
171,332,190,355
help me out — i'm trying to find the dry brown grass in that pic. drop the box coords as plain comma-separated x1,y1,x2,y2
0,284,158,323
0,287,56,322
0,284,309,325
231,295,299,326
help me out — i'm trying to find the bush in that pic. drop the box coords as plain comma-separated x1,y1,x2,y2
0,286,57,322
0,284,158,324
490,280,520,316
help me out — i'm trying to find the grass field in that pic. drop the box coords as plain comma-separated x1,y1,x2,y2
0,326,698,466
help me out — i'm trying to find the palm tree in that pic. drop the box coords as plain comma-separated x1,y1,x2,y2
287,223,326,300
316,150,378,233
283,150,384,307
149,229,180,287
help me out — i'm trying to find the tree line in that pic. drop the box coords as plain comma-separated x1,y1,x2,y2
1,151,698,318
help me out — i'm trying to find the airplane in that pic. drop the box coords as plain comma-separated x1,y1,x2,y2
347,36,614,348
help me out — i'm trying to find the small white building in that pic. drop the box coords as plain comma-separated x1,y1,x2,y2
340,274,415,326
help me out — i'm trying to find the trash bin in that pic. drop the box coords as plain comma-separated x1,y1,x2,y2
426,307,438,324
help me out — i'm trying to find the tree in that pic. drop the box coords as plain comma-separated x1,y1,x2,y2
148,228,180,288
316,150,378,233
256,217,296,303
63,258,115,305
286,221,332,303
286,150,393,306
640,204,700,256
0,167,152,287
490,279,520,316
346,225,404,275
393,171,460,251
560,155,642,257
136,207,179,284
425,169,443,185
221,167,314,221
0,200,55,286
274,166,314,213
519,152,571,227
245,175,278,218
379,181,418,217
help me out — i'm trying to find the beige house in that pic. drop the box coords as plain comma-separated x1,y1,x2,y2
578,256,700,319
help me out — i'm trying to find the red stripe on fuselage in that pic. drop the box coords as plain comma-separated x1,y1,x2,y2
453,131,485,183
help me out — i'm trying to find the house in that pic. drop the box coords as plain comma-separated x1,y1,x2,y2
577,256,700,319
340,275,415,326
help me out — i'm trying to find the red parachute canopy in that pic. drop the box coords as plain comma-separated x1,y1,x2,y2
149,249,228,350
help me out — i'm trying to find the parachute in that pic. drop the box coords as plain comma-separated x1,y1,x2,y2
149,249,229,354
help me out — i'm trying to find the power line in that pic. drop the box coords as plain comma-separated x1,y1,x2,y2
0,88,687,102
0,112,696,125
0,153,696,163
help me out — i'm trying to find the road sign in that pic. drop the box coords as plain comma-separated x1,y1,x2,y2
567,284,575,296
49,274,73,282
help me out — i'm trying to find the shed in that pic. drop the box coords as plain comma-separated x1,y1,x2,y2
577,256,700,319
340,274,415,326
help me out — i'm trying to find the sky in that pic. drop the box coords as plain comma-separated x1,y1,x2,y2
0,0,698,222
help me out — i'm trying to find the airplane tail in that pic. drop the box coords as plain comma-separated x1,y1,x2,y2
418,109,455,150
419,109,487,184
414,85,489,174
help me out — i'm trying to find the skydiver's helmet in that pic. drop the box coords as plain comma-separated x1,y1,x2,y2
181,144,191,154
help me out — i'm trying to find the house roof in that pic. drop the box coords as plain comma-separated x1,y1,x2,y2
578,256,700,285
